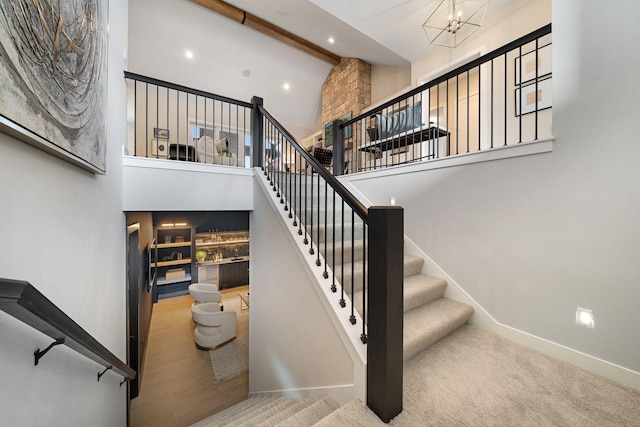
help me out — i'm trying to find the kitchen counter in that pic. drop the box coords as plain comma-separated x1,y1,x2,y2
197,256,249,266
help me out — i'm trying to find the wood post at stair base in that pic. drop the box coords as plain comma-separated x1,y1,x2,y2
367,206,404,422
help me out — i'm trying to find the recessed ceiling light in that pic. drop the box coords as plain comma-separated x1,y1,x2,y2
283,83,290,91
242,69,251,77
328,37,335,44
576,307,595,328
185,50,194,59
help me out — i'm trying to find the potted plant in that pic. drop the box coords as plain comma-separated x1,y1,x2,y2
196,250,207,264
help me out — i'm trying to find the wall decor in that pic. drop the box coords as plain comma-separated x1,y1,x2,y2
154,128,170,140
515,78,552,116
324,111,352,147
0,0,109,174
515,43,552,85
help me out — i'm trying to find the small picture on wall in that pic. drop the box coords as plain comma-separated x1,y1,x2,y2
515,78,552,116
515,43,552,85
154,128,170,139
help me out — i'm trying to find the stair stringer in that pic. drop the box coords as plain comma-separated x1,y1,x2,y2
251,169,366,404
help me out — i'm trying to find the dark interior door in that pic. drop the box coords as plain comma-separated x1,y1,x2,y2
127,224,140,400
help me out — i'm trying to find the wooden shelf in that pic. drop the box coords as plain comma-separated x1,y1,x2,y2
157,242,191,249
157,274,192,286
156,259,192,267
195,239,249,248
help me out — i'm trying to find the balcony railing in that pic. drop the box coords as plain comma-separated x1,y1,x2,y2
330,24,552,175
124,72,253,167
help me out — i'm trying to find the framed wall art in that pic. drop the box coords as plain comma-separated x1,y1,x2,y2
515,78,552,116
0,0,109,174
515,43,552,85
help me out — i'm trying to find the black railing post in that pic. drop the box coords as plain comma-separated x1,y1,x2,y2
332,119,344,176
367,206,404,423
252,96,264,168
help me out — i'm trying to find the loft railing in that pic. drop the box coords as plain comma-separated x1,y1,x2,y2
257,105,404,422
331,24,553,175
124,72,253,167
0,278,136,383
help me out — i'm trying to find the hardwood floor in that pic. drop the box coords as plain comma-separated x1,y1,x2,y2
130,286,249,427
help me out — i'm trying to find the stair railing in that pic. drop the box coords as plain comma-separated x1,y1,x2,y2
0,278,136,384
257,106,404,422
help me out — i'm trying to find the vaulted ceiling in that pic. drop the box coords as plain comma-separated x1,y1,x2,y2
128,0,517,136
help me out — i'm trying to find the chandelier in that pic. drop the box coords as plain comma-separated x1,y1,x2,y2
422,0,489,48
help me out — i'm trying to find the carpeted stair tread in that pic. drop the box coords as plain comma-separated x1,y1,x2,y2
211,397,287,426
277,397,340,427
403,297,473,361
322,240,365,265
189,397,276,426
352,273,448,319
339,255,425,294
312,399,385,427
231,398,301,426
254,398,316,427
404,274,448,312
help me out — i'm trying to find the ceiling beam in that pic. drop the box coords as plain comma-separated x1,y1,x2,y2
191,0,341,66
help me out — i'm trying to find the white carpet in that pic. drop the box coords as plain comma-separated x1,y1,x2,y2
209,296,249,382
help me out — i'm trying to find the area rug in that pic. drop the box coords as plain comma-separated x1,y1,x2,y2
209,295,249,382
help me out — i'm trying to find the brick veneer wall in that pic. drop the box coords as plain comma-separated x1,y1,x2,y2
321,58,371,145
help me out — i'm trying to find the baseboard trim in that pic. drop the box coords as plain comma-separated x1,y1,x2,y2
403,235,640,392
248,384,356,405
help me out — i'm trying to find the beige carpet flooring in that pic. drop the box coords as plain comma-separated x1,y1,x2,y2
209,296,249,382
317,325,640,426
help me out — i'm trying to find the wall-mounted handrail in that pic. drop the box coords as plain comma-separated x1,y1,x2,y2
0,278,136,380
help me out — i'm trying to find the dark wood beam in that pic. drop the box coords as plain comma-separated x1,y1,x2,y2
191,0,341,66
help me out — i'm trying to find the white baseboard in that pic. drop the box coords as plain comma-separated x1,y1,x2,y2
403,235,640,392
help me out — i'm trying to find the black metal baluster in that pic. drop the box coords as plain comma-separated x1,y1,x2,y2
133,81,137,156
534,37,539,141
309,163,314,253
518,45,522,143
315,173,322,265
322,180,328,274
349,209,356,325
156,84,159,158
504,52,507,146
331,188,336,291
145,83,149,158
478,64,481,151
490,59,494,149
466,70,470,153
361,222,367,343
339,198,345,308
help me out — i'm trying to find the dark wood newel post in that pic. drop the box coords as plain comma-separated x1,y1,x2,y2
332,119,344,176
251,96,264,168
367,206,404,423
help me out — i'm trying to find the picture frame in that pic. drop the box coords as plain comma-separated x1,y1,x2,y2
154,128,170,140
515,43,552,85
515,78,552,116
0,0,109,174
324,111,352,147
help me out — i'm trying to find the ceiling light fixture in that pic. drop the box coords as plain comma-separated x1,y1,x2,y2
283,83,290,91
422,0,489,48
185,50,194,59
328,37,335,44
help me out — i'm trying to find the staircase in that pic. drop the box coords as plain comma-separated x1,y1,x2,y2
190,171,474,425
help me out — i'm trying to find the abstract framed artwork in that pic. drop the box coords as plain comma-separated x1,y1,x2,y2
324,111,352,147
0,0,109,174
515,78,552,116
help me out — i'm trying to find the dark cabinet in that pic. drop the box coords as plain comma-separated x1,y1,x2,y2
219,261,249,289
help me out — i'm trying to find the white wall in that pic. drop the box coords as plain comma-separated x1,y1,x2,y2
0,0,129,425
370,65,411,106
249,173,363,403
122,157,254,211
340,0,640,388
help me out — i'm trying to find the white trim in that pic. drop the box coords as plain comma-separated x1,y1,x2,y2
345,138,554,181
122,154,252,176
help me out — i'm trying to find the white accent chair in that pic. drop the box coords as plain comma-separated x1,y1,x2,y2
191,303,237,350
188,283,222,307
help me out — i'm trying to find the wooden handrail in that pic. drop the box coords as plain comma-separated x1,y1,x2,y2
0,278,135,380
